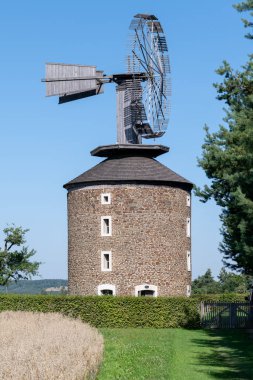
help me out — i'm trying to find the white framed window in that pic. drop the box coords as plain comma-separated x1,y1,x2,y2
186,217,191,237
135,284,158,297
101,216,112,236
187,194,191,207
186,285,191,297
97,284,116,296
101,251,112,271
101,193,111,205
187,251,191,272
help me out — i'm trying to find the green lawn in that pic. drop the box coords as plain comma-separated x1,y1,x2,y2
97,328,253,380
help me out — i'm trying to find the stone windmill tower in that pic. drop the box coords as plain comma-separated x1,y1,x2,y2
43,14,193,296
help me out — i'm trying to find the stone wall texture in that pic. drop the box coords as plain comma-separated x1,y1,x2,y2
67,184,191,296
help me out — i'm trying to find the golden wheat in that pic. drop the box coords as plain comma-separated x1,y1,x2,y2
0,311,103,379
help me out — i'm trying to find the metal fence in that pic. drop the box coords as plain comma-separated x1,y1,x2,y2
200,302,253,329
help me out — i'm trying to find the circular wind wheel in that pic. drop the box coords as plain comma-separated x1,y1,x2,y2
127,14,171,138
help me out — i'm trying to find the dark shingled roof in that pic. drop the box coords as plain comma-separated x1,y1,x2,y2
64,145,193,190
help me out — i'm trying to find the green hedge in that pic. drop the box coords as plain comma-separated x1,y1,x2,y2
0,293,247,328
0,294,200,328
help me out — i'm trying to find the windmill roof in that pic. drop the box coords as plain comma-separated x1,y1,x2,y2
90,144,169,158
64,145,193,190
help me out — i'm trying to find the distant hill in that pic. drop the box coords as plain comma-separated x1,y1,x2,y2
0,279,68,295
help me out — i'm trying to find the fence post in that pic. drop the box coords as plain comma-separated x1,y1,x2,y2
231,303,237,328
200,301,204,322
249,287,253,328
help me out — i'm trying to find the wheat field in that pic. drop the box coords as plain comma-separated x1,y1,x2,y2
0,311,103,379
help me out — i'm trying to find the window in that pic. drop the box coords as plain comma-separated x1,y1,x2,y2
135,284,158,297
101,216,112,236
187,194,191,207
97,284,116,296
101,289,113,295
187,251,191,271
101,193,111,205
186,285,191,297
186,217,191,237
101,251,112,271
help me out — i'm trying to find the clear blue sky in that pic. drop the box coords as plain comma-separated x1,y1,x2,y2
0,0,250,280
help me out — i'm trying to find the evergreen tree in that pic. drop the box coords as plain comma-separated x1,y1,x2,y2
191,269,220,294
195,1,253,274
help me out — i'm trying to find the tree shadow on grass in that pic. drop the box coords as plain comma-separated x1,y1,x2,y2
191,329,253,380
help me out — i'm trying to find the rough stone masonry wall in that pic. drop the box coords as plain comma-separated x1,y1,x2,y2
67,184,191,296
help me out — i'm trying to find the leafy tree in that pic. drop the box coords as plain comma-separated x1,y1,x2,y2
191,269,220,294
218,267,250,293
0,225,40,288
195,1,253,274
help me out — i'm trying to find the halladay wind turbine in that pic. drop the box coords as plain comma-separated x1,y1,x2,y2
42,14,171,145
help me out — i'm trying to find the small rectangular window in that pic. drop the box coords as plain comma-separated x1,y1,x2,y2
187,251,191,271
187,194,191,207
101,193,111,205
186,285,191,297
101,216,112,236
101,251,112,271
186,218,191,237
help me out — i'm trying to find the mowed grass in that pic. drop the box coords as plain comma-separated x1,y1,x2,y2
97,328,253,380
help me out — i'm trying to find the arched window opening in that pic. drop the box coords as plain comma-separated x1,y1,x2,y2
138,289,155,297
97,284,116,296
101,289,113,295
135,284,158,297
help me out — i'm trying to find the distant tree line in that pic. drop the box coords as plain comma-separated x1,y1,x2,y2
0,279,68,295
192,267,252,294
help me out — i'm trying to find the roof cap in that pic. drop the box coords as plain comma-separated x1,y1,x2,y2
90,144,169,158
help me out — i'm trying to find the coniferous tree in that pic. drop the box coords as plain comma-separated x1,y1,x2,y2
191,269,220,294
196,1,253,274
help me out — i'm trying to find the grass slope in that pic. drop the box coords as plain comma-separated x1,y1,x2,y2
97,328,253,380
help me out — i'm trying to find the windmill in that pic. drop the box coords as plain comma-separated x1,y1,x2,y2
42,14,171,145
43,14,193,298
